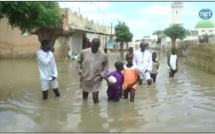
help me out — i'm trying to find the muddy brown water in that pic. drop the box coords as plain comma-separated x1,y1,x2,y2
0,51,215,132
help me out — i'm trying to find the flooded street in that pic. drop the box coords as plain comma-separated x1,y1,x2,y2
1,50,215,132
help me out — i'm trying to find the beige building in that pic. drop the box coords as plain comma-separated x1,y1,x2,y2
0,18,40,58
0,8,114,59
52,8,114,58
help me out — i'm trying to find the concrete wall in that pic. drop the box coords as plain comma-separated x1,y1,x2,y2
86,33,98,41
196,28,215,36
160,35,199,55
65,8,114,35
187,44,215,75
85,33,107,49
176,39,198,56
130,42,138,48
71,31,83,53
52,8,114,55
0,18,40,58
0,8,114,59
0,8,71,59
149,44,161,50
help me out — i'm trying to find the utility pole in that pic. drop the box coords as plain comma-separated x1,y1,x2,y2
110,22,112,41
97,2,99,24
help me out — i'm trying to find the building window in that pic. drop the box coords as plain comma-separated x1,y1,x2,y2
209,30,213,32
201,30,205,32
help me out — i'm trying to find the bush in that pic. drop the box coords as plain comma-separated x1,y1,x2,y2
199,34,209,43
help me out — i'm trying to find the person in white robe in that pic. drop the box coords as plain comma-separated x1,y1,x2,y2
167,47,178,78
37,40,60,100
133,42,152,85
76,38,109,104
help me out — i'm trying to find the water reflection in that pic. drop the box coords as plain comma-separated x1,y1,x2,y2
120,102,142,132
32,100,68,132
78,102,108,132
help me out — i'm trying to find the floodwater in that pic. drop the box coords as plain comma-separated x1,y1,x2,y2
0,51,215,132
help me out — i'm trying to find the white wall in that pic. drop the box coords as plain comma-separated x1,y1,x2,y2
85,33,108,50
162,35,198,44
196,28,215,36
71,31,83,53
161,35,199,50
130,41,141,48
149,35,158,41
171,2,183,24
86,33,98,41
161,36,171,46
100,35,107,49
184,35,198,40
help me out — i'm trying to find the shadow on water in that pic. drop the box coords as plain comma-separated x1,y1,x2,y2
0,50,215,132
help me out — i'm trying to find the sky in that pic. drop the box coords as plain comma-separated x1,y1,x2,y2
58,2,215,40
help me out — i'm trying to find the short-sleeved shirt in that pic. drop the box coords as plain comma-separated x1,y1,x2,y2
104,71,123,90
151,61,159,74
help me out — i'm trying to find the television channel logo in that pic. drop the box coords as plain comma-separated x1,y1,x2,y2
199,8,213,20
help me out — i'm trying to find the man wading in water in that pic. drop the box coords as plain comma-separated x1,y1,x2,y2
76,38,109,104
133,42,152,85
167,47,178,78
36,40,60,100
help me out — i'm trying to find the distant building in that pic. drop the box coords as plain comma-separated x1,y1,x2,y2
195,20,215,36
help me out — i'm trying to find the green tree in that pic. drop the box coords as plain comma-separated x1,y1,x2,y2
163,24,186,48
124,32,133,49
152,30,163,36
115,21,133,51
0,2,74,46
199,34,209,43
153,30,163,45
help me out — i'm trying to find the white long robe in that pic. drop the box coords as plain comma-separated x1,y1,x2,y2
133,50,152,79
76,48,109,93
37,50,58,81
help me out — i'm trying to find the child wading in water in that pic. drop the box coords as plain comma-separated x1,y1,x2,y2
150,52,160,82
128,47,134,59
167,47,178,78
104,61,124,102
122,54,139,102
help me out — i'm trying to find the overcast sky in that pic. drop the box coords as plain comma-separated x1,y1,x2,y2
59,2,214,40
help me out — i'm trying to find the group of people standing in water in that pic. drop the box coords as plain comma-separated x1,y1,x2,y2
36,38,178,103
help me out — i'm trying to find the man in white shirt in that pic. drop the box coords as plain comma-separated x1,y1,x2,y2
133,42,152,85
37,40,60,100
